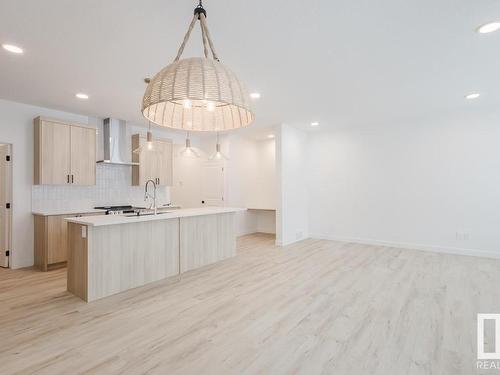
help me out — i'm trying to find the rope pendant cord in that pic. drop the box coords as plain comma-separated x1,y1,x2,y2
199,14,219,61
174,14,198,62
200,16,209,58
173,5,219,62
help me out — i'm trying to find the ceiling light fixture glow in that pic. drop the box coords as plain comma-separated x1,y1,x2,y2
2,44,23,54
267,134,275,139
75,93,89,100
465,93,480,100
477,22,500,34
311,122,319,127
250,92,261,99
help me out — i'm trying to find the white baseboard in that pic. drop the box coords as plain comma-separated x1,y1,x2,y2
310,233,500,260
11,257,34,269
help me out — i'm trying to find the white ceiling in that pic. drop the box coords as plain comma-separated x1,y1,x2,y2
0,0,499,131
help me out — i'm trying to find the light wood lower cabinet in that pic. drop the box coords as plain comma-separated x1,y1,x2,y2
34,213,103,271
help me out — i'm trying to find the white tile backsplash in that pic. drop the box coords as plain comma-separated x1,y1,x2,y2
32,164,170,211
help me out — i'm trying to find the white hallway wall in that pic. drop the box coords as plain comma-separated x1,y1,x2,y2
276,124,309,246
223,134,277,236
307,110,500,258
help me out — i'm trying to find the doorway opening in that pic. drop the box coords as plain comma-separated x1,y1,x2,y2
0,143,12,268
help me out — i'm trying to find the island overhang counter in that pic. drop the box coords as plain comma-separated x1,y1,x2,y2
65,207,245,302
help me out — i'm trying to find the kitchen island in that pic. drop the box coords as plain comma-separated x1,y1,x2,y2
65,207,245,302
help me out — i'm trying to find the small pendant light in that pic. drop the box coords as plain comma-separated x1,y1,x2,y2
146,127,153,151
133,121,154,153
209,132,228,160
179,131,201,158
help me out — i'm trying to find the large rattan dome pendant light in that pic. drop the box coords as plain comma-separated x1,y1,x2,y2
142,1,254,132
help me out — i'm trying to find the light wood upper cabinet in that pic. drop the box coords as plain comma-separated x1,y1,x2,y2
158,140,173,187
132,134,173,186
70,126,96,185
34,119,71,185
34,117,96,185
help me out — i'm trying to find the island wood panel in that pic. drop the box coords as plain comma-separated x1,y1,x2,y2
86,218,179,302
33,215,48,271
180,212,236,273
217,212,237,260
67,222,88,301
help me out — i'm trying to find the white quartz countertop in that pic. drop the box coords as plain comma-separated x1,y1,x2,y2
33,208,107,216
64,207,246,227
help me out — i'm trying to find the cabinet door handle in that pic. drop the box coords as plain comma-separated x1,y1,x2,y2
157,178,160,185
71,174,74,184
67,175,70,184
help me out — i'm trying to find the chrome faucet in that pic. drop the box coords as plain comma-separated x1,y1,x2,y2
144,179,157,215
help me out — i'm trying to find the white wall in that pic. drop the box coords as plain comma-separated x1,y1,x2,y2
276,124,309,246
225,134,277,236
183,133,278,237
307,111,500,258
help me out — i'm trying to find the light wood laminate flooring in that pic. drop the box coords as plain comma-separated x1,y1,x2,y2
1,234,499,374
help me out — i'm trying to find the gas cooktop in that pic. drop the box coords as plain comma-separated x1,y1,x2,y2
94,205,138,215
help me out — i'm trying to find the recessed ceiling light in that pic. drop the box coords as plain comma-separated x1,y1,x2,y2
267,134,275,139
311,122,319,127
465,93,480,100
2,44,23,54
477,22,500,34
75,93,89,100
250,92,261,99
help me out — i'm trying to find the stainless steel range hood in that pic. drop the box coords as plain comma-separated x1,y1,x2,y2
97,118,139,166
